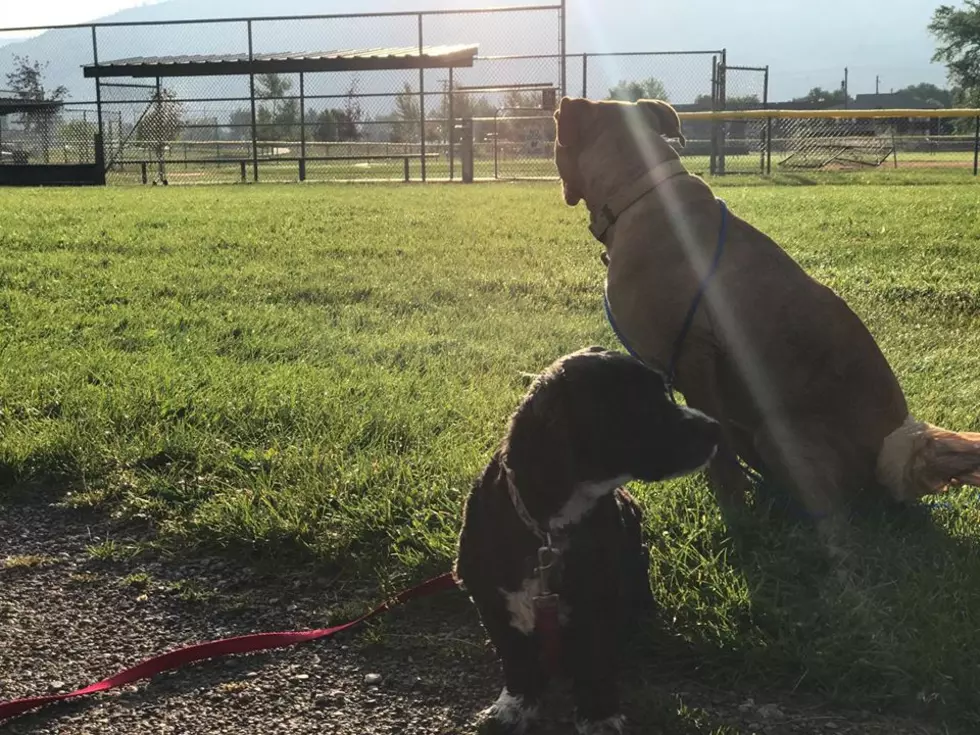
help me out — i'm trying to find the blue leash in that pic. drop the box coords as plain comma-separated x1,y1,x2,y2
604,198,729,402
603,199,766,489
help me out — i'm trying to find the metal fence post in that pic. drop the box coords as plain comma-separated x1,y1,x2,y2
418,13,426,182
718,49,727,176
559,0,567,98
974,115,979,177
763,64,771,175
710,56,717,176
448,68,455,181
92,27,104,158
494,110,500,179
93,133,106,185
582,53,588,98
154,76,167,184
461,117,474,183
248,20,258,183
299,71,306,182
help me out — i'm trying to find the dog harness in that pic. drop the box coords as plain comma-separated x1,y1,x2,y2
602,199,768,490
589,158,688,244
603,198,729,397
503,465,564,674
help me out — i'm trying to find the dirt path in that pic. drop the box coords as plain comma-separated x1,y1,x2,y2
1,502,942,735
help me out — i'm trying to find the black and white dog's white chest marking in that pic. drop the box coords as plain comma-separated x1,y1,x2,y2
502,577,547,635
501,476,630,635
551,475,633,531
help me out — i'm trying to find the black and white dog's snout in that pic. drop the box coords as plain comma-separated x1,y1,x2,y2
667,406,722,476
678,406,722,447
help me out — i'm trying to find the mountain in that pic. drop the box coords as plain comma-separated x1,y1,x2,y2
0,0,949,108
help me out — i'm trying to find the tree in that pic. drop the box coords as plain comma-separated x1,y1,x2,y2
694,93,761,110
255,73,298,141
791,86,851,107
4,55,69,163
58,119,96,162
309,83,362,144
312,108,346,142
929,3,980,106
390,82,422,143
891,82,954,107
340,79,363,142
227,108,252,140
433,82,497,143
608,77,669,102
4,55,68,107
135,89,184,182
498,89,553,147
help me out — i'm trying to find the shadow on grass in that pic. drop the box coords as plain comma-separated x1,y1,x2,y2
635,481,980,733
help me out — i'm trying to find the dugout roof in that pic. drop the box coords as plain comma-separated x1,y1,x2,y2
0,97,64,116
83,44,479,78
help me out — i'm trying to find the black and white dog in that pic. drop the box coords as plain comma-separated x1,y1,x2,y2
454,347,720,735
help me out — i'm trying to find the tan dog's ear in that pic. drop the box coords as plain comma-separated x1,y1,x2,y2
638,99,686,147
554,96,594,148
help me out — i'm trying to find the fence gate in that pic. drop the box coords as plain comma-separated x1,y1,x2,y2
573,51,723,178
712,63,769,175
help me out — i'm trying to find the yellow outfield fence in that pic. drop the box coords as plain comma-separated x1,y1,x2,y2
679,108,980,121
672,108,980,176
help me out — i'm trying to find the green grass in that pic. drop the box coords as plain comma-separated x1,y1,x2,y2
2,179,980,728
101,152,980,186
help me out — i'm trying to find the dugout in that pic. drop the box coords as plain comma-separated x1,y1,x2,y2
0,96,105,186
82,45,478,184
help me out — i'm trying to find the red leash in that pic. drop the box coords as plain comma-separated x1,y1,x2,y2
0,572,457,724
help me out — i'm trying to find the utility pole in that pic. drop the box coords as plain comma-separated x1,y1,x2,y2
842,67,849,109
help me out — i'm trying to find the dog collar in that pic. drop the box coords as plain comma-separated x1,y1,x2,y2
589,158,687,244
503,465,552,545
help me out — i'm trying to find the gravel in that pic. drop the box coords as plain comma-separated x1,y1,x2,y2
0,503,942,734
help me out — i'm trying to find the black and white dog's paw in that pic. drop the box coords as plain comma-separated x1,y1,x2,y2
575,714,626,735
476,688,539,735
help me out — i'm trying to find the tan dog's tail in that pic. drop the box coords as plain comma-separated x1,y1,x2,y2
876,415,980,501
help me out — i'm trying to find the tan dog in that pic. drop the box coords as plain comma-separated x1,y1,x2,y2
553,96,980,521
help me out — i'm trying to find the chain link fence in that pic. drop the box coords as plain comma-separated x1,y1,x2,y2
2,7,565,184
565,51,719,176
708,64,769,174
774,114,980,173
680,110,980,176
1,25,99,175
0,11,741,184
89,7,564,184
9,9,972,184
0,105,99,165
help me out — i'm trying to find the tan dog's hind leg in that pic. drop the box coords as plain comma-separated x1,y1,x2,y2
754,424,846,519
705,451,754,511
753,423,858,557
674,356,752,512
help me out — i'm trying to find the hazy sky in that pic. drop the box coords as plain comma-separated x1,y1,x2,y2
0,0,949,98
3,1,158,29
